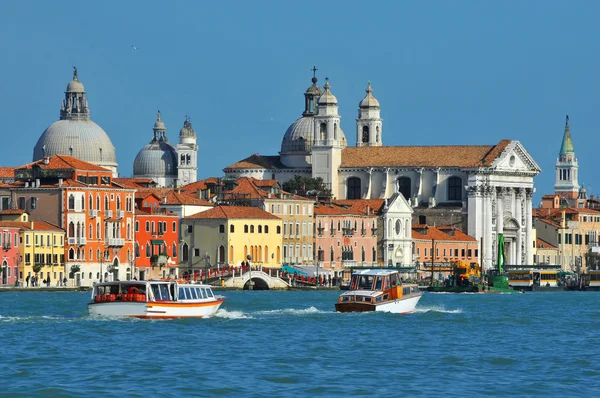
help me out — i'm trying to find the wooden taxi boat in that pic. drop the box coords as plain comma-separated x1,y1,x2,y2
335,269,421,314
88,280,225,319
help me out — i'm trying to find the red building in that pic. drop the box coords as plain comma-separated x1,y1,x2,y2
134,193,179,280
0,223,21,285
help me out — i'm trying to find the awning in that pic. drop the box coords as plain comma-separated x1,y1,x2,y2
151,240,165,245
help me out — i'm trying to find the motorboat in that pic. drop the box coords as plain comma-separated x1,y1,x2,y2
88,280,225,319
335,269,421,314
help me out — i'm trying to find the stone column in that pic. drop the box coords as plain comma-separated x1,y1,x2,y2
496,187,504,236
525,188,534,264
380,168,389,198
365,168,373,199
484,185,493,270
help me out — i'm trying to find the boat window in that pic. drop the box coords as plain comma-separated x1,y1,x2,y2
390,273,398,287
411,286,420,293
190,288,198,299
178,287,187,299
200,288,207,299
341,296,350,302
376,296,383,302
383,294,388,301
374,277,383,291
159,284,170,300
206,288,214,298
151,284,161,300
357,275,374,290
403,287,410,295
384,276,391,289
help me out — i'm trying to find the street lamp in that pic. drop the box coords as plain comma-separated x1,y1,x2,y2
247,254,253,290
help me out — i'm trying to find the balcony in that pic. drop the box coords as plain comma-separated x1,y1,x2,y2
67,237,77,245
78,237,87,246
89,209,98,218
116,210,124,219
361,229,367,236
317,227,324,237
342,260,358,268
106,209,113,219
342,228,356,237
107,238,125,247
2,244,11,251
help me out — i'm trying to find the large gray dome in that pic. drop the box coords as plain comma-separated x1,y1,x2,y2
33,119,117,168
280,116,314,154
133,138,178,177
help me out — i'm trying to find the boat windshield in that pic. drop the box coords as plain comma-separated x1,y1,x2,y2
352,275,374,290
151,284,171,301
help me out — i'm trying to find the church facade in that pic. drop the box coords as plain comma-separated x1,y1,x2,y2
224,74,541,270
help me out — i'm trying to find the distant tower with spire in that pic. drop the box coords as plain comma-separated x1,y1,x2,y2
554,115,580,199
176,115,198,186
356,82,382,147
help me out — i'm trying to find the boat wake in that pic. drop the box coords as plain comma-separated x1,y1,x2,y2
414,305,463,314
254,306,327,316
213,309,252,319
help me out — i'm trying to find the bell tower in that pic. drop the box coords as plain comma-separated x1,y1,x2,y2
356,82,382,147
554,115,579,199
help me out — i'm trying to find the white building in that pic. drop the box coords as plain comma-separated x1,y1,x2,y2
224,74,541,270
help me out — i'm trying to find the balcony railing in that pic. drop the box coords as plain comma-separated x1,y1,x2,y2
342,228,356,237
67,237,77,245
106,209,113,219
116,210,124,219
342,260,358,267
78,237,87,246
2,244,11,251
89,209,98,218
107,238,125,247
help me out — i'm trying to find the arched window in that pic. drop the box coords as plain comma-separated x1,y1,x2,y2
89,224,92,238
276,226,281,234
68,248,75,260
276,246,281,263
362,126,369,143
89,195,93,210
347,177,361,200
362,246,366,262
104,195,109,210
376,126,380,143
219,246,225,264
230,224,235,233
250,225,254,233
182,243,189,262
330,247,334,262
180,154,185,165
68,195,75,210
172,242,177,258
68,222,75,238
258,225,262,233
135,242,140,257
96,195,100,210
116,196,121,210
244,225,248,233
145,244,150,257
264,225,269,234
135,221,139,232
397,177,411,200
334,123,338,140
448,176,462,201
320,123,326,140
372,247,376,262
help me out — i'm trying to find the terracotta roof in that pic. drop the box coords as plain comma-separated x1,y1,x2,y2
541,194,558,199
0,221,64,232
134,187,175,199
163,191,213,206
223,154,287,170
0,167,15,178
340,140,512,168
412,225,477,242
333,199,386,216
0,209,25,215
11,179,88,188
179,178,220,195
314,202,365,216
18,155,110,172
253,179,279,188
113,178,156,189
186,205,280,220
536,238,557,249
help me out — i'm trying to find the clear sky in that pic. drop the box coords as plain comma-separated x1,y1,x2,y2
2,0,599,203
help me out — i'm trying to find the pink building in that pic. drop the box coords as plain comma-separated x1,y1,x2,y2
314,202,378,279
0,223,21,285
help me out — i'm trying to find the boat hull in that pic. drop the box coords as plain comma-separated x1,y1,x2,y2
335,295,421,314
88,298,225,319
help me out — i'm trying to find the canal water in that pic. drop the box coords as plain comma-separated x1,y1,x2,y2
1,290,599,397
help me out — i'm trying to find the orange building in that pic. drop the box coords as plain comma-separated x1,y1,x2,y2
11,155,136,286
412,225,479,276
134,193,179,280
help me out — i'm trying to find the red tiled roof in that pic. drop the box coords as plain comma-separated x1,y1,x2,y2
0,209,25,215
0,221,64,232
333,199,386,216
186,205,280,220
179,178,220,194
223,154,287,170
412,225,477,242
0,167,15,178
536,238,557,249
113,178,156,189
340,140,512,168
164,191,213,206
314,203,364,216
18,155,110,172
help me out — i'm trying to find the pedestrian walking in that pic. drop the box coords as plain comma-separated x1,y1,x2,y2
25,275,30,287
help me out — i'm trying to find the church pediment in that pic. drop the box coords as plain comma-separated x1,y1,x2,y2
382,192,413,215
490,141,541,174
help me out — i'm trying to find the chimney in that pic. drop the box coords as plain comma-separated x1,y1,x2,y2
43,157,49,165
58,178,63,187
366,205,370,215
30,221,34,229
162,196,167,204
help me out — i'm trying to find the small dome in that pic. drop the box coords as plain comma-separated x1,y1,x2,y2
318,79,337,105
66,79,85,93
33,120,117,168
179,120,196,138
133,138,178,177
153,111,166,131
359,82,380,108
280,117,314,153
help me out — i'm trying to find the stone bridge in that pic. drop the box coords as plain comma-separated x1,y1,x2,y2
223,270,291,290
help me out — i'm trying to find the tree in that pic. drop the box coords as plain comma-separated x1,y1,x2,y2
33,263,43,275
282,176,330,198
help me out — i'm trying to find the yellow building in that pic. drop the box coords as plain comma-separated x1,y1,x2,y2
20,215,66,284
180,205,283,271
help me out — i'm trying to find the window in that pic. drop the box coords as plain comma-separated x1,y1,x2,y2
219,224,225,233
250,225,254,233
145,221,150,232
146,244,150,257
68,195,75,210
18,197,25,210
187,225,193,233
347,177,361,200
135,221,139,232
230,224,235,233
276,226,281,234
172,222,177,232
397,177,411,200
264,225,269,234
182,244,189,261
30,197,37,210
258,225,262,233
194,248,200,257
448,177,462,201
244,225,249,233
172,243,177,258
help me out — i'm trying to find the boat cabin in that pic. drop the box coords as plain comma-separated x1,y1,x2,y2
92,281,215,303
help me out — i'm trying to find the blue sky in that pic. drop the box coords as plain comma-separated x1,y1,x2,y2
2,0,599,203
